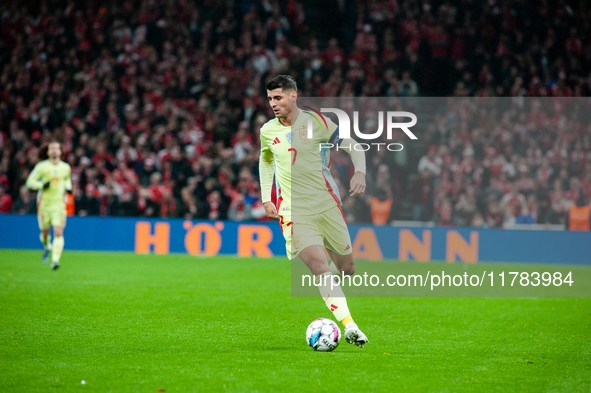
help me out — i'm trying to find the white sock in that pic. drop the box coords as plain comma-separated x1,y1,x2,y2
52,236,64,263
317,272,352,323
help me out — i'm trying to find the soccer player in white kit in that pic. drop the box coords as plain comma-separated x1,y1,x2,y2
259,75,369,347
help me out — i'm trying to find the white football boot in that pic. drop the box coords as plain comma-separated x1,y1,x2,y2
344,323,369,348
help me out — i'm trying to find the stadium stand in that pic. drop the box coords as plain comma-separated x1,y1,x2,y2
1,0,590,227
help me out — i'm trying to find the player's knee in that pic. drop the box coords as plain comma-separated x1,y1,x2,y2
343,265,355,276
337,256,355,276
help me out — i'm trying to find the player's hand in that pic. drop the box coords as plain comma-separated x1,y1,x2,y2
349,172,366,197
263,201,279,220
43,182,50,190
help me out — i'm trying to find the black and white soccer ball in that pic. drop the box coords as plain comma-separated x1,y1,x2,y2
306,318,341,352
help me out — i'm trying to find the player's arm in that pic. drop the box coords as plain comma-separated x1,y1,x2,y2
326,125,366,197
65,165,73,194
339,136,366,197
259,138,278,220
25,163,48,190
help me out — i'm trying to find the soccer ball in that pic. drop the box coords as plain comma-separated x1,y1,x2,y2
306,318,341,352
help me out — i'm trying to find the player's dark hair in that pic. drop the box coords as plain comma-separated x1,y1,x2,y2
38,141,61,161
266,75,297,93
38,144,49,160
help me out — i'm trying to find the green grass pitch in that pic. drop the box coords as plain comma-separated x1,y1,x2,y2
1,250,590,392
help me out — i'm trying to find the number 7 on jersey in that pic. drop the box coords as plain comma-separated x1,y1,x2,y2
288,148,297,165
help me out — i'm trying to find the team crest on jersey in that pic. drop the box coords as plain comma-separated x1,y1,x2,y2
298,127,311,145
285,132,293,144
293,236,300,249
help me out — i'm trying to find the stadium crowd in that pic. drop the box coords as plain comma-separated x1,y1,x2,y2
1,0,591,228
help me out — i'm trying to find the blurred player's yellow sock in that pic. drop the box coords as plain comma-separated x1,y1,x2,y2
52,236,64,262
317,272,352,324
40,233,51,250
